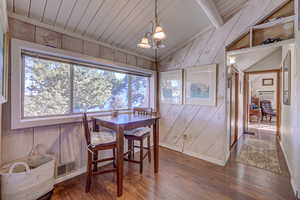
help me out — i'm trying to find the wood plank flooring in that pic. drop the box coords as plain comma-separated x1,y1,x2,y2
52,138,294,200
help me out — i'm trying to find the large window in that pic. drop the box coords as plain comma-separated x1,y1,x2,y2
23,54,150,118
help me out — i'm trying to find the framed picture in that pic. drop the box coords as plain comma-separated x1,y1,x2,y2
282,50,291,105
159,70,183,104
0,21,8,104
262,78,273,86
184,64,217,106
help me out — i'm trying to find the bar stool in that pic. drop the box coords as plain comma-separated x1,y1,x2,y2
124,108,152,174
82,113,117,192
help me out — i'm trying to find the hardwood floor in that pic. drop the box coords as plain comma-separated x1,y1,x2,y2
53,144,294,200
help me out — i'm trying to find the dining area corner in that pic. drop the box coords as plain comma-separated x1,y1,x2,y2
85,108,160,197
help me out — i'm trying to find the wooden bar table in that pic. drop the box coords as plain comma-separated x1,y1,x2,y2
92,113,160,197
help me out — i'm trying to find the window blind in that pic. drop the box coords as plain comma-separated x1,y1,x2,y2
21,50,152,77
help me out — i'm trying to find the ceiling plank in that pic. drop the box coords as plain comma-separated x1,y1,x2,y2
14,0,30,17
194,0,224,28
117,0,174,48
29,0,47,20
93,0,131,40
104,0,151,44
54,0,77,28
98,0,143,42
159,25,213,60
63,0,91,31
73,0,105,35
83,0,118,38
42,0,62,25
8,12,155,61
6,0,13,12
108,0,155,47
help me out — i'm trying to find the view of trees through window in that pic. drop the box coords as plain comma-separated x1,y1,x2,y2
23,55,150,118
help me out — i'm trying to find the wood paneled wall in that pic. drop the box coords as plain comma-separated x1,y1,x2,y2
1,18,154,173
158,0,286,165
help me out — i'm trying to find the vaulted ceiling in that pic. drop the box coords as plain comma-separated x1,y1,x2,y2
6,0,248,60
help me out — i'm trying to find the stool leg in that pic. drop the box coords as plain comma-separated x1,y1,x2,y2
86,151,92,192
113,148,116,168
128,139,132,160
140,139,144,174
147,135,151,163
132,140,135,159
93,152,98,172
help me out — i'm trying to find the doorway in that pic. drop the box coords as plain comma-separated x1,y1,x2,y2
245,70,281,137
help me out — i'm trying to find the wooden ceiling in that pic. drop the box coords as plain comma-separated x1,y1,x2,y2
7,0,247,60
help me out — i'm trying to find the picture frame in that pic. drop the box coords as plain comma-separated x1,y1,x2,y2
159,70,183,104
184,64,217,106
262,78,273,86
282,50,291,105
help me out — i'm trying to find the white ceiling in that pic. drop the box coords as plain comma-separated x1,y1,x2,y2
213,0,248,21
7,0,247,60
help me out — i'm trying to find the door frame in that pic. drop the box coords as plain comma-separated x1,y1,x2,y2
243,69,281,138
229,69,239,149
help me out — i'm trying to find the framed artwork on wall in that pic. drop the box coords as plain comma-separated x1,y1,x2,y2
184,64,217,106
159,70,183,104
282,50,291,105
262,78,273,86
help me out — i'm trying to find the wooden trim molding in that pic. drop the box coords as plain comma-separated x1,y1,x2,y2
10,39,156,129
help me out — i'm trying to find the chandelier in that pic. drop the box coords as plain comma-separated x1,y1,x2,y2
137,0,166,49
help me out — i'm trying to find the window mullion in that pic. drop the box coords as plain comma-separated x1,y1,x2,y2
128,75,132,109
70,64,74,114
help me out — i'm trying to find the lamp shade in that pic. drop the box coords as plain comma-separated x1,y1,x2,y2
137,37,151,48
153,25,166,40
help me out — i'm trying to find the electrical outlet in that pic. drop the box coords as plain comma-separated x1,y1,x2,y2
183,134,188,140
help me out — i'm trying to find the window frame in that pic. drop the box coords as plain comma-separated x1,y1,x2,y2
11,39,156,129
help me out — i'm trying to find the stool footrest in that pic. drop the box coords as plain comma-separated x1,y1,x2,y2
93,157,115,163
92,168,116,175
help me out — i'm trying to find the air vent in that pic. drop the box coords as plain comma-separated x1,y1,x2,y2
56,161,76,178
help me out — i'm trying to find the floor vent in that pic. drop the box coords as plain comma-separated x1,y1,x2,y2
56,161,76,178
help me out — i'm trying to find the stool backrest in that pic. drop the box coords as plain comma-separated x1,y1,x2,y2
82,113,91,146
133,107,152,115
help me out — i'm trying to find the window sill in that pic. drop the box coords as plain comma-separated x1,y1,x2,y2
13,110,132,130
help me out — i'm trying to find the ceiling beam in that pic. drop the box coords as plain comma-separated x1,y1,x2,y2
195,0,223,28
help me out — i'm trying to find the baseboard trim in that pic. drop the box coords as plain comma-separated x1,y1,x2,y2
55,167,86,184
159,142,182,152
55,144,228,184
279,141,292,175
279,141,298,197
184,151,227,166
160,143,227,166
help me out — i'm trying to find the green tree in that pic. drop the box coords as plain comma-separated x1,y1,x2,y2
24,56,71,117
73,66,114,112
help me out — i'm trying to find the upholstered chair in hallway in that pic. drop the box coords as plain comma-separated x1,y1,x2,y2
260,100,276,122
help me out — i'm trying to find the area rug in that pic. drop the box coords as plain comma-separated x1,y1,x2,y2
236,138,283,175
